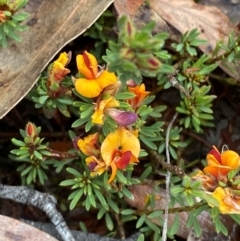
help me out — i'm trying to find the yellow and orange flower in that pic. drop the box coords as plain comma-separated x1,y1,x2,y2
211,187,240,214
192,170,218,191
48,52,70,87
91,97,119,125
203,146,240,179
128,83,150,109
77,133,100,156
74,51,117,98
101,127,140,183
85,156,106,177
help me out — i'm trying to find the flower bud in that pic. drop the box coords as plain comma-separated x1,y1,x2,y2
135,53,161,70
126,79,137,87
25,122,38,141
107,108,138,126
120,47,135,60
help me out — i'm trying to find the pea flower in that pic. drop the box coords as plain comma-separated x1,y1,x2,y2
211,187,240,214
128,83,150,109
101,127,140,183
85,156,106,177
203,146,240,179
74,51,117,98
91,97,119,125
107,108,138,126
47,52,71,88
77,133,100,156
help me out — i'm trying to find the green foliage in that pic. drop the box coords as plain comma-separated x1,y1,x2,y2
176,85,216,132
103,15,173,83
8,10,240,241
0,0,29,47
10,126,52,185
31,75,73,118
83,9,116,60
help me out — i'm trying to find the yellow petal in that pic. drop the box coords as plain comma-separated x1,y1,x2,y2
91,97,119,125
101,127,140,166
76,51,98,79
75,78,102,98
56,52,69,66
221,150,240,169
212,187,240,214
77,133,99,156
96,70,117,89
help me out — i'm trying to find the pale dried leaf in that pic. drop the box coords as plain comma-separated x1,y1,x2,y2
0,0,114,119
114,0,172,37
0,215,58,241
150,0,240,80
150,0,237,53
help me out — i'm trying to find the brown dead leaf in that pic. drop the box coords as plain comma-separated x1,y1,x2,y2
0,0,114,119
126,184,238,240
114,0,172,36
150,0,240,81
0,214,58,241
114,0,145,17
150,0,237,53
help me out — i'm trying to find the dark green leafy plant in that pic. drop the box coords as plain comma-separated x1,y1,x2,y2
0,0,29,47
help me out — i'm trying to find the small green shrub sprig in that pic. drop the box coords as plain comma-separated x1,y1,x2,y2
0,0,29,47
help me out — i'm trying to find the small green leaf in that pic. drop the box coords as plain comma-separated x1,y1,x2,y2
136,214,146,228
34,150,43,160
105,213,114,231
66,167,82,177
139,166,152,181
70,189,84,210
137,234,145,241
170,213,179,236
121,209,135,215
148,210,162,219
12,138,26,147
60,179,76,186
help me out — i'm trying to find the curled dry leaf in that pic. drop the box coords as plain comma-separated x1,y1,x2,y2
0,0,114,119
0,214,58,241
126,184,239,241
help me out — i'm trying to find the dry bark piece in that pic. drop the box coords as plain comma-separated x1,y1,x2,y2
0,215,58,241
125,184,239,241
0,0,114,119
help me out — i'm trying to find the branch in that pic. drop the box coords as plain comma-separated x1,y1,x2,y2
162,112,178,241
0,184,75,241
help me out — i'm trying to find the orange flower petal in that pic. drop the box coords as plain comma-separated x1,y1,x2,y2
76,51,98,79
108,161,118,183
75,78,102,98
221,150,240,169
203,165,231,178
96,70,117,89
